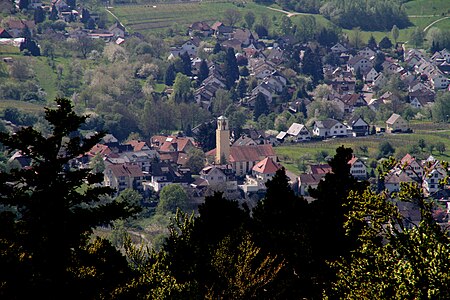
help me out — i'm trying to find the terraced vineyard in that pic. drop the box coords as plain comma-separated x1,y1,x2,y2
109,1,283,33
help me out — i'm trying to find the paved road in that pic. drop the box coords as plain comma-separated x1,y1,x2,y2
267,6,315,18
105,7,127,30
423,16,450,32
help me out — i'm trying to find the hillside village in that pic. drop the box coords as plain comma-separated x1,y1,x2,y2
2,1,450,230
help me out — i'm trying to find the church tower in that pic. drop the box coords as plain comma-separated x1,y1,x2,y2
216,116,230,164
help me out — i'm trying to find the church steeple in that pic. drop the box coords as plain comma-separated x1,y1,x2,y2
216,116,230,164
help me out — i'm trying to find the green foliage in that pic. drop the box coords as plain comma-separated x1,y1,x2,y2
379,36,393,49
157,184,190,214
328,184,450,299
378,141,395,159
0,98,140,298
253,93,269,121
186,148,206,174
432,92,450,122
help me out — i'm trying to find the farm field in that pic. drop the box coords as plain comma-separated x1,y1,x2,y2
109,2,284,34
275,122,450,175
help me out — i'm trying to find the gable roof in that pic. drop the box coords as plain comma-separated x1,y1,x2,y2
252,157,281,174
287,123,307,136
229,144,275,163
310,164,332,174
299,173,326,185
386,113,402,124
314,119,340,129
107,163,143,178
125,140,148,152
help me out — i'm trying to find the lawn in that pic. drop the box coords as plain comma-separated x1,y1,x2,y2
276,122,450,175
403,0,450,16
0,100,45,115
110,2,284,34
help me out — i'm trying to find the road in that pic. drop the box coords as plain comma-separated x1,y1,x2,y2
267,7,315,18
105,7,127,31
423,16,450,32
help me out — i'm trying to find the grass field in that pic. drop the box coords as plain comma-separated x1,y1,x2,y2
276,122,450,175
0,100,45,115
110,2,284,34
403,0,450,16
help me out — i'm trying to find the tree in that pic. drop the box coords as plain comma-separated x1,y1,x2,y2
0,98,140,298
212,89,232,116
244,11,255,29
18,0,29,10
213,42,222,54
34,6,46,24
349,27,363,49
89,153,105,174
418,139,426,152
49,4,58,21
67,0,76,8
301,47,323,84
157,184,190,214
280,16,293,35
410,27,424,48
194,122,216,152
367,35,377,50
224,9,241,26
237,78,247,99
198,59,209,83
378,141,395,158
379,36,393,49
81,8,90,24
223,47,239,89
186,148,205,174
391,24,399,44
432,92,450,122
172,73,192,103
328,183,450,299
165,63,176,86
436,142,446,154
180,51,192,76
253,93,268,120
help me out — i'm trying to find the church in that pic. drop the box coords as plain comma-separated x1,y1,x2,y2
207,116,277,176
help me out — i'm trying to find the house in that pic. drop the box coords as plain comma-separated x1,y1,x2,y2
298,173,325,196
191,164,237,192
331,43,348,54
266,47,284,64
310,164,332,175
212,22,233,39
363,68,378,82
189,21,213,37
386,113,409,133
429,70,449,90
251,83,274,103
312,119,347,138
145,162,193,192
339,93,367,113
169,37,201,59
0,28,12,38
233,135,257,146
349,116,370,137
232,28,257,47
104,163,147,193
4,20,35,38
358,47,376,59
348,156,367,180
399,154,423,181
384,170,415,193
286,123,311,142
229,145,277,176
252,157,281,183
347,55,373,74
423,167,446,195
109,22,126,38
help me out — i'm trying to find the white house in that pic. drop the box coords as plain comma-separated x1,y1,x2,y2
358,47,376,59
286,123,311,142
348,55,373,74
313,119,347,138
348,156,367,180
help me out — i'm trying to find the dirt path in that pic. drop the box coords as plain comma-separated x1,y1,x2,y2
105,7,127,30
423,16,450,32
267,7,313,18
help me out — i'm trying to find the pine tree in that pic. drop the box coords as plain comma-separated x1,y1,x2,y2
223,47,239,89
180,51,192,76
34,6,46,24
198,59,209,82
367,35,377,50
213,42,222,54
253,93,268,120
49,4,59,21
18,0,29,10
165,64,176,86
237,78,247,99
0,98,140,298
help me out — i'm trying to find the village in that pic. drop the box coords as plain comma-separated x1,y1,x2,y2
2,0,450,226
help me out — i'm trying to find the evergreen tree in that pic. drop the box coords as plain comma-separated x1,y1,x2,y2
253,93,268,120
223,47,239,89
49,4,59,21
67,0,76,8
0,98,140,298
81,8,90,24
18,0,29,10
34,6,46,24
237,78,247,99
379,36,393,49
194,122,216,152
198,59,209,82
367,35,377,50
301,47,323,84
391,24,399,44
164,64,176,86
180,51,192,76
85,18,96,30
213,42,222,54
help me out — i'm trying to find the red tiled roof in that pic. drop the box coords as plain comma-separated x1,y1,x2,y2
310,164,332,175
229,144,275,163
108,163,143,178
88,144,111,156
125,140,148,151
299,173,326,185
252,157,281,174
